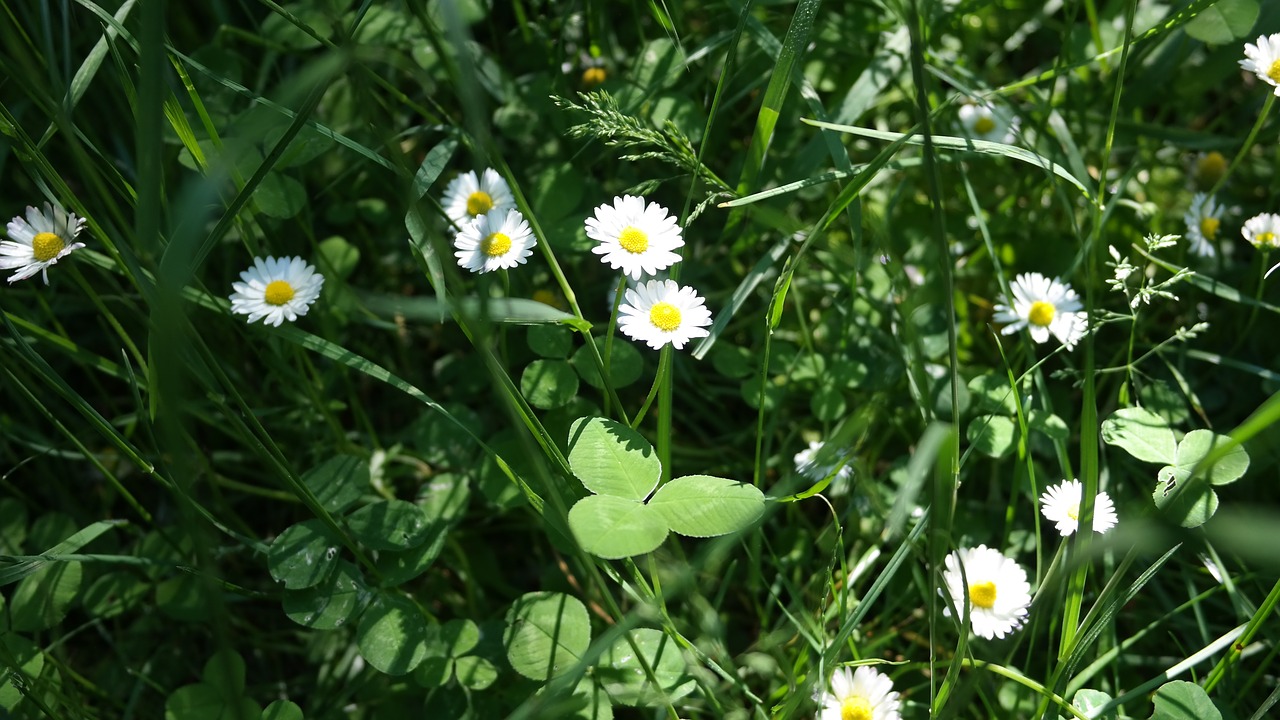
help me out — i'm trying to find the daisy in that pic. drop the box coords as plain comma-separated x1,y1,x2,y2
442,168,515,228
1242,213,1280,250
1240,34,1280,96
794,440,854,483
942,545,1031,640
814,666,901,720
616,279,711,350
1182,193,1224,258
1,203,87,284
1192,151,1227,190
958,101,1018,144
1039,479,1118,536
229,256,324,327
993,272,1087,351
453,208,536,274
585,195,684,279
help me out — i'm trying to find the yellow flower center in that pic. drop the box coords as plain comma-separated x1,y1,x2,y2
1199,217,1220,240
840,695,874,720
1257,231,1276,247
582,67,607,87
1197,152,1227,185
263,280,296,306
31,232,65,262
618,226,649,254
973,116,996,135
969,581,997,609
649,301,681,331
1067,502,1080,521
482,232,512,257
466,191,493,217
1268,59,1280,84
1028,300,1056,327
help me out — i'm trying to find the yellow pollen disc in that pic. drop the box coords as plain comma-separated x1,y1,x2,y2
1257,231,1277,247
969,581,998,609
466,191,493,217
1198,152,1226,176
1067,502,1080,521
973,116,996,135
649,301,682,331
1027,300,1056,327
840,695,874,720
582,67,607,87
1268,59,1280,84
31,232,65,262
481,232,512,257
618,226,649,254
263,280,295,306
1199,217,1220,240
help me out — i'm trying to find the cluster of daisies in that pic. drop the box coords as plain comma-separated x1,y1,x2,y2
444,168,713,351
813,480,1117,718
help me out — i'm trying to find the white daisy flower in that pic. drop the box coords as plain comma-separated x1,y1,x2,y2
1192,151,1228,190
794,440,854,483
617,279,711,350
942,545,1032,640
1,203,87,284
993,272,1087,351
585,195,684,280
1039,479,1118,536
958,101,1018,144
1242,212,1280,251
1240,34,1280,96
229,256,324,327
1183,193,1224,258
453,208,536,274
442,168,515,228
814,666,901,720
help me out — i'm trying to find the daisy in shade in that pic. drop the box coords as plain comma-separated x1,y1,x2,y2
1,202,87,284
958,101,1018,144
1240,34,1280,96
442,168,515,228
993,272,1087,351
585,195,684,279
794,440,853,483
1242,213,1280,251
814,666,901,720
1040,479,1118,536
453,208,536,274
942,545,1031,640
1183,193,1224,258
617,279,711,350
229,256,324,327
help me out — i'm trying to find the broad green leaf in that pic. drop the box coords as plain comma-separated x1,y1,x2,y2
356,593,430,675
1072,689,1116,720
1028,410,1069,441
9,559,81,632
568,495,669,559
412,657,453,687
318,236,360,279
1185,0,1259,45
282,561,365,630
0,498,27,554
1101,407,1177,464
0,518,121,586
360,292,581,326
596,628,695,706
454,656,499,690
1154,466,1219,528
521,359,580,410
425,618,481,658
0,633,43,711
504,591,591,681
1174,430,1249,486
967,415,1017,458
254,172,306,218
374,522,449,586
571,335,644,389
203,649,246,697
528,162,585,223
810,385,846,422
267,520,341,590
418,472,471,525
262,700,304,720
345,499,431,551
528,325,574,359
647,476,766,538
156,574,210,622
164,684,224,720
303,454,368,514
82,572,149,619
1149,680,1221,720
567,417,661,500
968,374,1019,415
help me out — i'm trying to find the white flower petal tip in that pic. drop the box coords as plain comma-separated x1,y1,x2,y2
616,279,712,350
794,440,854,483
1040,479,1118,536
1242,213,1280,251
814,666,902,720
1240,34,1280,96
442,168,515,227
942,545,1032,640
453,208,537,274
992,272,1087,351
1,202,87,284
585,195,684,279
229,255,324,327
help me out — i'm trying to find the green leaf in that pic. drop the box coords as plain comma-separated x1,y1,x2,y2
374,522,449,586
262,700,304,720
356,593,430,675
82,572,149,619
1028,410,1069,441
203,649,246,697
155,574,210,622
504,591,591,681
521,359,581,410
966,415,1017,458
0,633,43,711
1173,430,1249,486
568,495,670,559
567,417,661,500
967,374,1020,415
282,560,365,630
528,162,585,223
164,684,224,720
528,325,574,359
454,656,499,690
596,628,695,707
1101,407,1177,464
360,292,581,326
426,618,481,658
1149,680,1222,720
9,559,81,632
412,657,453,687
647,476,766,538
1072,689,1117,720
302,455,368,515
571,335,644,389
267,520,341,590
254,172,306,218
0,498,27,554
810,384,846,422
1185,0,1259,45
1154,466,1219,528
345,499,431,551
318,236,360,280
